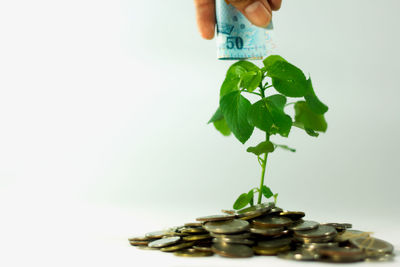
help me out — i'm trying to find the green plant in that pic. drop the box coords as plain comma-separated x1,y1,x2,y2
208,55,328,210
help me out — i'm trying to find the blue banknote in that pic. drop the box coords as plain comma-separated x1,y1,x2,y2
216,0,274,60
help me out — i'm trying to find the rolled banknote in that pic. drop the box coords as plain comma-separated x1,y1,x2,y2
216,0,274,60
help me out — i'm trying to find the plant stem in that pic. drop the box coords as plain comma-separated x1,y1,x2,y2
242,90,262,97
257,132,270,204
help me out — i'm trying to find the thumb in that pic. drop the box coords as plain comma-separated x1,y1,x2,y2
227,0,272,27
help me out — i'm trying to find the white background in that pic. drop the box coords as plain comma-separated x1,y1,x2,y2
0,0,399,266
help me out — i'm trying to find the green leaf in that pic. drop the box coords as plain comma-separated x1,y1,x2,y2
220,78,240,99
263,55,287,70
266,94,287,109
213,118,231,136
220,91,254,144
241,71,262,92
208,107,223,124
273,193,278,204
233,193,249,210
266,60,309,97
247,100,273,132
261,185,273,198
292,121,320,137
247,189,254,207
305,128,320,137
294,101,327,132
274,143,296,152
226,61,262,92
265,95,292,137
247,141,275,156
304,78,328,115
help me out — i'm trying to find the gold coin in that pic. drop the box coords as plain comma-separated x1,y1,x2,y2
212,243,253,258
212,237,254,245
237,203,273,218
318,247,365,262
204,219,250,234
221,209,236,215
295,234,336,244
302,242,338,251
160,242,195,252
253,245,291,255
174,248,213,257
294,225,337,238
182,234,212,241
180,227,207,234
128,236,150,242
129,240,150,246
249,225,287,237
252,216,293,228
278,249,319,261
193,244,213,252
279,211,305,220
334,230,369,243
256,237,292,248
350,237,394,257
196,214,236,222
288,220,319,231
184,222,202,227
210,232,252,239
239,211,265,221
137,245,158,250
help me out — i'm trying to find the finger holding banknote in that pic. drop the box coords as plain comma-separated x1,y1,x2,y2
194,0,282,40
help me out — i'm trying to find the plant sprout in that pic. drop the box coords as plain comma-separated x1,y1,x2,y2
208,55,328,210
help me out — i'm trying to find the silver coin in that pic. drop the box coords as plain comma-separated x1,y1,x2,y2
289,220,319,231
212,243,254,258
148,236,181,248
350,237,394,257
257,237,292,248
294,225,337,238
196,214,236,222
204,219,250,234
213,237,254,245
320,222,352,231
236,203,273,218
252,215,293,228
145,230,167,239
278,249,319,261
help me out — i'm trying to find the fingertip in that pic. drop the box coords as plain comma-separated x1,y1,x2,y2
201,32,215,40
198,23,215,40
269,0,282,11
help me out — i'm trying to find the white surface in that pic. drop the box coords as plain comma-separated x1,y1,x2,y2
0,0,400,266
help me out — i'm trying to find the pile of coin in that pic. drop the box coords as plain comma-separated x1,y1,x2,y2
128,203,394,262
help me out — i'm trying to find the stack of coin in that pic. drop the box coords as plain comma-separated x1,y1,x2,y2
128,203,395,262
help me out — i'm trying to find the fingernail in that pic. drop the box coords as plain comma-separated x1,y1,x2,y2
244,1,271,27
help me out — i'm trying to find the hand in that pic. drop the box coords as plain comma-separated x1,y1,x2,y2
194,0,282,40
